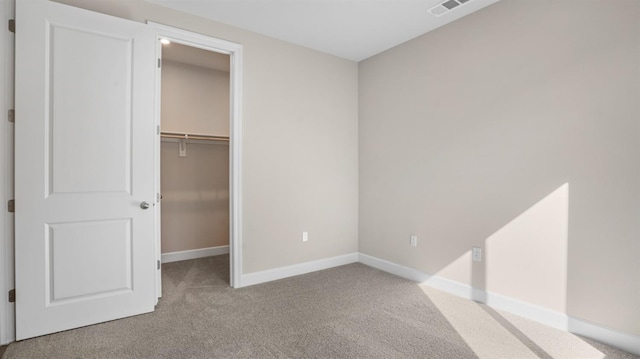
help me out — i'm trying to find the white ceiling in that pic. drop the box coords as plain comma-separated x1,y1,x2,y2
146,0,502,62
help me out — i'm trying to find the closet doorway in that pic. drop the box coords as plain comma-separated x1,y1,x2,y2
152,23,243,291
160,41,230,269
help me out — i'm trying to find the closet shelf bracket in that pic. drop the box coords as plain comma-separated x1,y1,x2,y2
179,138,187,157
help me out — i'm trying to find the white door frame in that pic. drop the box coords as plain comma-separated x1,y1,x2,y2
0,0,15,346
149,22,243,289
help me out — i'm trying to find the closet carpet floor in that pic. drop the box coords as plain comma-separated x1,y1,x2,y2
3,255,638,359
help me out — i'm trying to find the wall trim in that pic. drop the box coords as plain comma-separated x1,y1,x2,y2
161,245,230,264
240,253,359,288
568,317,640,357
357,253,640,356
484,288,569,331
358,253,569,328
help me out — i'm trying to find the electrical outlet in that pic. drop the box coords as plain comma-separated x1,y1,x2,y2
410,235,417,247
472,247,482,262
302,232,309,242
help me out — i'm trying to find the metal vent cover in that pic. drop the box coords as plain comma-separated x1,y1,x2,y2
428,0,472,17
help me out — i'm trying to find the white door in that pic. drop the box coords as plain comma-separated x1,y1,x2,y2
15,0,157,340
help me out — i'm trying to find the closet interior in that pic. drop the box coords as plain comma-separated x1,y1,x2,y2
160,42,231,275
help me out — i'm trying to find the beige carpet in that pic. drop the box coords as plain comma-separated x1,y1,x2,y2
3,255,638,359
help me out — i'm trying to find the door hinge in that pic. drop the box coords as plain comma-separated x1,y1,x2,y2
157,125,160,135
7,199,14,213
157,260,160,270
8,289,15,303
8,109,14,123
157,58,161,68
8,19,15,33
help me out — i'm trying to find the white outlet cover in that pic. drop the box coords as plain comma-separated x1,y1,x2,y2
472,247,482,261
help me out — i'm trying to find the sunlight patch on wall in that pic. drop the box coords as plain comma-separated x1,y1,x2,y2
486,183,569,313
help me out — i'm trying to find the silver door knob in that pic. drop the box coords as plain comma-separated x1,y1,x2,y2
140,201,150,210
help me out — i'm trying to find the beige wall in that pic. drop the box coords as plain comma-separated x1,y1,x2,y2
54,0,359,272
161,60,230,136
160,60,230,253
359,0,640,336
161,142,229,253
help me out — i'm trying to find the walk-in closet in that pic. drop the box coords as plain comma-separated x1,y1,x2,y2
159,41,231,280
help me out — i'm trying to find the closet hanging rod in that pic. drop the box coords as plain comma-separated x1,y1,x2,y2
160,131,229,142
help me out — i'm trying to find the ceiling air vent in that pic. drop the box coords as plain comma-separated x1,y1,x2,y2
428,0,472,17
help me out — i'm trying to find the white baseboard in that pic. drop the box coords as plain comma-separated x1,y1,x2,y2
240,252,359,288
484,289,569,331
161,245,229,264
568,317,640,356
357,253,640,357
358,253,431,282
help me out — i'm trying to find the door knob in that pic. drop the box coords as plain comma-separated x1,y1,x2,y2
140,201,150,210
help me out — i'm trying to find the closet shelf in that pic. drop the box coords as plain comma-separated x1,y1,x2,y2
160,131,229,142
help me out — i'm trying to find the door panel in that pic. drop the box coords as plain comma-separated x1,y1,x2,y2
15,0,157,340
48,219,132,303
49,26,133,195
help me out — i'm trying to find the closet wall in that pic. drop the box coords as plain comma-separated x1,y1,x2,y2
161,59,229,135
160,45,230,254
